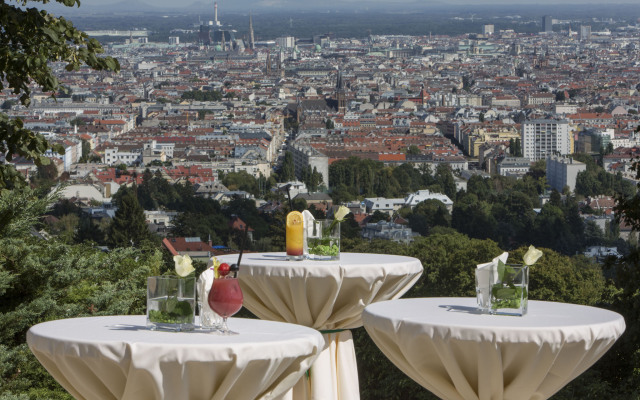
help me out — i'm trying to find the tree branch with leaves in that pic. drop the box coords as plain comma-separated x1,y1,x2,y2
0,0,120,189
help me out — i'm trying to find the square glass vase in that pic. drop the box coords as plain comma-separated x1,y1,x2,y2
306,219,340,261
147,276,196,331
489,264,528,316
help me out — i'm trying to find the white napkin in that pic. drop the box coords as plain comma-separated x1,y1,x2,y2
197,267,216,321
476,252,508,308
302,210,315,256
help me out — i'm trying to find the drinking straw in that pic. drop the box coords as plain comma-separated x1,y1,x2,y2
237,224,249,267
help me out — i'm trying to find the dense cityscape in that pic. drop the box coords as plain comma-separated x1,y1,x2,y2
3,1,640,399
3,3,640,252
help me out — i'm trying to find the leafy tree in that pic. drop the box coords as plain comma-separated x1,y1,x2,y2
514,138,522,157
223,171,259,197
325,118,334,129
106,186,151,248
170,212,225,245
74,215,106,245
408,199,451,236
223,197,269,241
0,0,119,189
181,90,223,102
526,159,547,181
309,167,324,192
300,165,324,193
466,175,492,201
291,197,307,212
406,145,421,155
78,139,91,163
279,151,296,183
452,193,497,240
368,210,390,223
30,163,58,189
0,188,162,398
433,164,457,200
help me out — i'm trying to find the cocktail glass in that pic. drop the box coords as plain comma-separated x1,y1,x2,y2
207,276,244,335
286,211,304,261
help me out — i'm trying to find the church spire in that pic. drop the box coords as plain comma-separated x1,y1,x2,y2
249,12,255,50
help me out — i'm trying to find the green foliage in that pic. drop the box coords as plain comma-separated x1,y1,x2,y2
0,188,162,398
408,199,450,236
180,90,222,102
222,171,260,196
325,118,334,129
574,153,635,198
433,164,457,200
107,186,152,248
0,0,119,189
223,197,270,242
300,166,324,192
406,145,421,155
279,152,296,183
329,157,437,200
452,193,497,240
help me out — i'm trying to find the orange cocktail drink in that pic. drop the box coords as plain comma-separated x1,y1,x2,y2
286,211,304,260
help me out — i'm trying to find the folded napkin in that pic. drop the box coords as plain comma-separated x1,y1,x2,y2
197,267,216,321
302,210,315,255
476,252,508,308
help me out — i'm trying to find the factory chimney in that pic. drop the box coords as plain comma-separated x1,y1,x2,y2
214,2,218,26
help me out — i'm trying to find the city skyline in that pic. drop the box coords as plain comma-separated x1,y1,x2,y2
51,0,640,11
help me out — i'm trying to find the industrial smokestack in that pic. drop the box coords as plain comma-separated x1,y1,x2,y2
214,2,218,25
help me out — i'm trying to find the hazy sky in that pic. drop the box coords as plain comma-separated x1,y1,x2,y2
74,0,640,6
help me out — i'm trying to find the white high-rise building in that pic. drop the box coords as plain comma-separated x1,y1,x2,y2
276,36,296,49
522,119,571,161
580,25,592,41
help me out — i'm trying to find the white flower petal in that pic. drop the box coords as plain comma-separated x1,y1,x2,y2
174,254,195,277
334,205,351,221
523,245,543,266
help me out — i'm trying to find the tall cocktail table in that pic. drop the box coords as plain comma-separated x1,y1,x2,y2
28,315,324,400
363,297,626,400
218,252,424,400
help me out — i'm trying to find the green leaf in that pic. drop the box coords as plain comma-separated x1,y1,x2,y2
41,27,59,42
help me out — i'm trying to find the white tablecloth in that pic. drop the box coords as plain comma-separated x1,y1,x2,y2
363,297,626,400
218,252,424,400
27,315,324,400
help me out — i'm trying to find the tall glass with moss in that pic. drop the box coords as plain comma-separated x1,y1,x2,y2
488,246,543,317
489,264,528,316
146,255,196,331
307,219,341,260
147,276,196,331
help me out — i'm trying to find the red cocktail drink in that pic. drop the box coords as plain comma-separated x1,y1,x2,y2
208,277,243,334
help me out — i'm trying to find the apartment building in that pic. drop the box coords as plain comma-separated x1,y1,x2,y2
546,155,586,193
287,143,329,188
522,119,571,161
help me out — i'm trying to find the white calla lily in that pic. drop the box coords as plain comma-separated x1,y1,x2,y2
523,245,543,266
334,205,351,221
174,254,195,277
